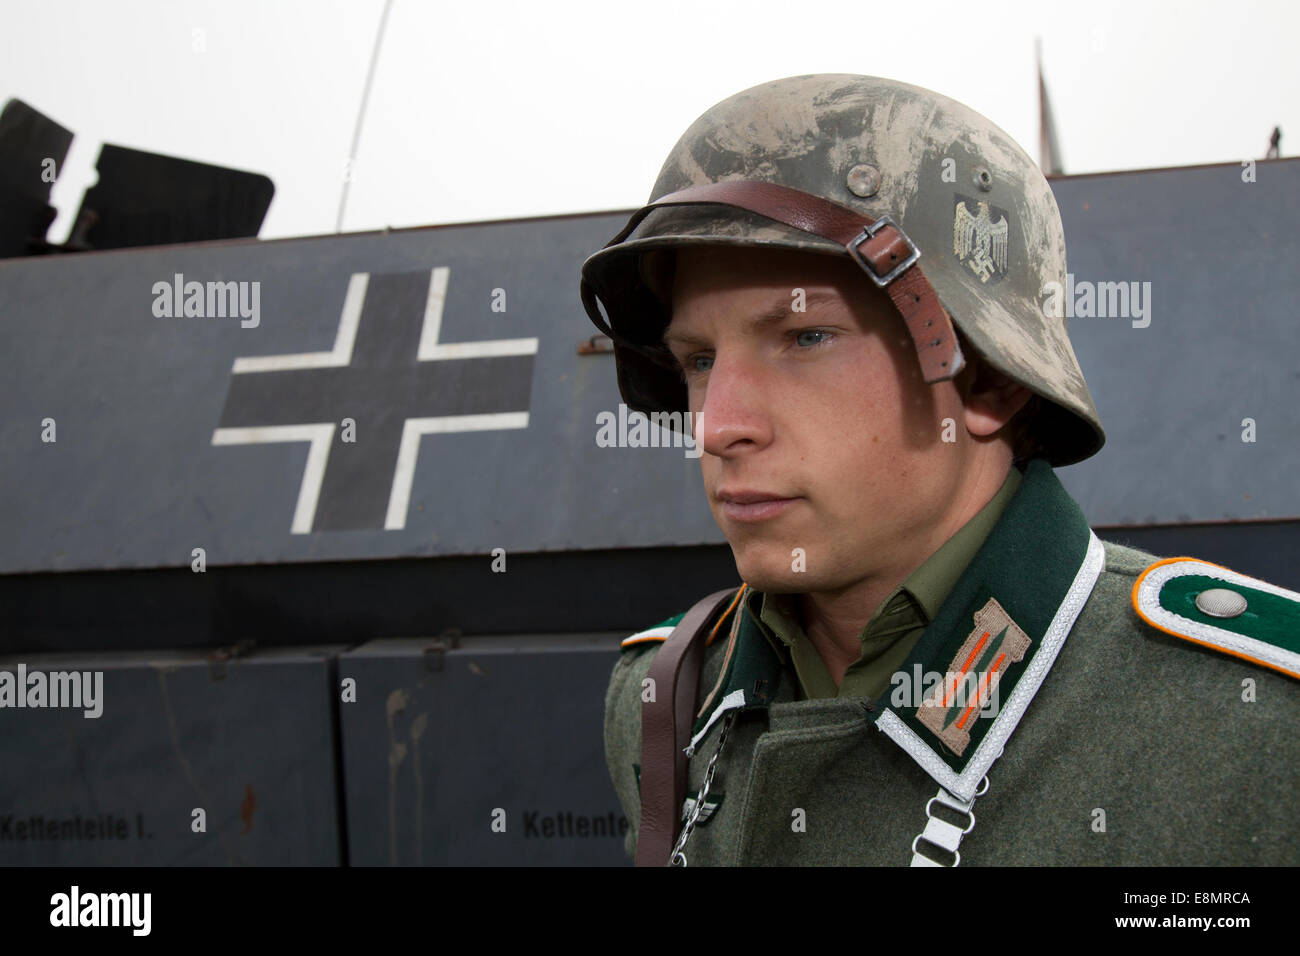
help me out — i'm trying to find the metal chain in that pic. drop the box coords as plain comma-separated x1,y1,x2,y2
669,710,736,866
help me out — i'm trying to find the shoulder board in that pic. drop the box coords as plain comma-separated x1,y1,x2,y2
620,614,684,651
619,587,748,652
1132,557,1300,680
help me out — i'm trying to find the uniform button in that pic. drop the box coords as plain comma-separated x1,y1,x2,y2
1194,588,1248,618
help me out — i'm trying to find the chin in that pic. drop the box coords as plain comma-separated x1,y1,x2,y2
729,545,814,595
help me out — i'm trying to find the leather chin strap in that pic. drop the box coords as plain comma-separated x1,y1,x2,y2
592,180,965,384
636,587,739,868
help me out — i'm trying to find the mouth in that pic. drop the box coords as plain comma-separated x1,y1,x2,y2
717,491,801,523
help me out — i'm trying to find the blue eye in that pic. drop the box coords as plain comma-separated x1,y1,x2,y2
681,355,713,379
677,330,832,381
794,329,833,348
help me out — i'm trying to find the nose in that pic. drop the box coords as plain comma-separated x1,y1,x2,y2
696,349,773,457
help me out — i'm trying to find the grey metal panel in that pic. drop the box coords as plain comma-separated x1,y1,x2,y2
1051,160,1300,523
0,214,718,574
0,646,344,865
2,161,1296,577
339,634,630,866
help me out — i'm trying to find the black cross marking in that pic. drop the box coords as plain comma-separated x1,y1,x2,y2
215,270,534,532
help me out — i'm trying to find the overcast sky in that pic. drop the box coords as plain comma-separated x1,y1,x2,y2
2,0,1296,242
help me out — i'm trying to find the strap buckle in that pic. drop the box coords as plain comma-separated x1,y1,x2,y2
908,776,990,867
847,216,919,287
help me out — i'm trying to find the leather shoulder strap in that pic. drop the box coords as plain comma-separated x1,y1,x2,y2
635,586,740,867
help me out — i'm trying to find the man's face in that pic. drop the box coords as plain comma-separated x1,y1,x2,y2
664,244,981,595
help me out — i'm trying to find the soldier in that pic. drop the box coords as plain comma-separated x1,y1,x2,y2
579,74,1299,866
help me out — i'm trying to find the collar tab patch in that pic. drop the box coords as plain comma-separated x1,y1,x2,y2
916,597,1031,757
877,530,1106,802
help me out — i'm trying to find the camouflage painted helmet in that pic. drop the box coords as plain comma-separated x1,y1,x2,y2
580,73,1105,466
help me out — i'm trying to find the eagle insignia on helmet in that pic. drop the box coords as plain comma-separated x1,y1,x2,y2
953,195,1010,284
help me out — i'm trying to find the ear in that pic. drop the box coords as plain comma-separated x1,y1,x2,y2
956,355,1033,439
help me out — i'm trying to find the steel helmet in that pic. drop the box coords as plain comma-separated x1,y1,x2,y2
579,73,1104,466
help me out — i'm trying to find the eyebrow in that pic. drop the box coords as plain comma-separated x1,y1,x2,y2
662,291,839,350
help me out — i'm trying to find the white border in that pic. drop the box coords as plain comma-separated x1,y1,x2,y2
232,273,368,373
383,412,529,530
622,625,675,646
418,267,538,360
686,689,746,756
876,530,1106,802
211,423,335,534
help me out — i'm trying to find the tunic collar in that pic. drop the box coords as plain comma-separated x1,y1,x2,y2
689,459,1104,801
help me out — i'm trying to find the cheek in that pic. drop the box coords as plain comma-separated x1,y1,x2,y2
809,344,909,437
794,352,945,511
830,337,954,448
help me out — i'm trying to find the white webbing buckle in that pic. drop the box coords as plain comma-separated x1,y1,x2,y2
909,776,989,867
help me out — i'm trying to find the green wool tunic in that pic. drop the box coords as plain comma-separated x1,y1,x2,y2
603,459,1300,866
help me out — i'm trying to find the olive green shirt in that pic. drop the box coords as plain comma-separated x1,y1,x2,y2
756,465,1023,700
